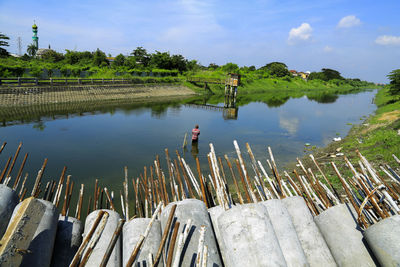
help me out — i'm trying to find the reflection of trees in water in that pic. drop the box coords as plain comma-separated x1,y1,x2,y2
306,93,339,103
0,97,189,126
32,121,46,131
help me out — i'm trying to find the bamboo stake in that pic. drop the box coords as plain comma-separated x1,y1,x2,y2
196,157,209,208
126,202,163,267
124,166,129,220
176,151,195,198
166,222,180,267
76,184,84,220
87,196,92,217
94,179,99,210
224,155,244,204
31,158,48,197
53,166,67,206
4,142,22,183
43,181,51,201
201,245,208,267
104,187,116,211
18,173,28,198
172,219,191,267
258,160,280,199
100,219,125,267
234,140,257,202
195,225,206,267
78,212,109,267
0,156,11,183
293,169,319,215
153,204,177,267
19,188,27,202
182,133,188,148
48,180,57,201
70,210,106,267
12,153,28,190
62,175,71,216
0,142,6,154
235,159,251,203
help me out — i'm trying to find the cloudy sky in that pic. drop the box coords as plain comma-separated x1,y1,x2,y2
1,0,399,82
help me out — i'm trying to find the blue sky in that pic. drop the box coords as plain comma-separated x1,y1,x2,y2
1,0,399,83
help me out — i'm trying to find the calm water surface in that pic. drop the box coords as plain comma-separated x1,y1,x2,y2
0,90,377,203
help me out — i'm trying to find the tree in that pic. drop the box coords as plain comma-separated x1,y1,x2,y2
260,62,290,77
113,54,125,67
208,63,219,70
222,62,239,73
27,43,38,57
131,47,150,67
92,48,107,67
321,68,343,80
0,33,10,56
40,50,64,62
387,69,400,95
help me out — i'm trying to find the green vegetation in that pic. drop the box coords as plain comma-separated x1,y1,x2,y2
296,79,400,191
387,69,400,96
0,43,375,94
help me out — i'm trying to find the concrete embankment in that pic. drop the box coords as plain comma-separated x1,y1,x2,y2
0,83,196,107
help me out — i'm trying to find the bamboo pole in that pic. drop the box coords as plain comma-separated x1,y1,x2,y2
0,141,6,154
126,202,163,267
166,222,180,267
104,187,116,211
78,212,109,267
224,155,244,204
196,157,209,208
124,166,129,220
234,140,257,202
31,158,48,197
76,184,84,220
18,173,28,198
53,166,67,207
4,142,22,183
153,204,177,267
62,175,71,216
99,219,125,267
0,156,11,183
70,210,106,267
12,153,28,190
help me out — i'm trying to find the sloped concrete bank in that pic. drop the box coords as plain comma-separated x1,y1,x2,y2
0,83,196,107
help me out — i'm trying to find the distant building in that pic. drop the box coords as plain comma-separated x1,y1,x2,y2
36,48,53,58
289,70,298,77
106,57,115,63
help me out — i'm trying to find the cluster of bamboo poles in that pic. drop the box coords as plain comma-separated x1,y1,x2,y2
291,150,400,229
1,139,399,232
0,141,85,220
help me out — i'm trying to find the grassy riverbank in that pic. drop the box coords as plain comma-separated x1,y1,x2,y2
292,86,400,190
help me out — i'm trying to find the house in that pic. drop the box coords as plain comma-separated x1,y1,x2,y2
289,70,298,77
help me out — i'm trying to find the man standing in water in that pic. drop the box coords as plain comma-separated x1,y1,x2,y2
192,124,200,143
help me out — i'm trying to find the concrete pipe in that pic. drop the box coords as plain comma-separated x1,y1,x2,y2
262,200,309,267
160,199,222,267
314,204,375,267
50,215,83,267
208,205,229,264
282,196,336,267
122,218,163,267
364,215,400,267
0,184,19,238
217,203,286,267
83,209,121,267
9,198,59,267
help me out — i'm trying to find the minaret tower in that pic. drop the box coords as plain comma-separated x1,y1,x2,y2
32,21,38,49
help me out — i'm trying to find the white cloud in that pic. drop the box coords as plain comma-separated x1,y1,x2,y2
337,15,361,28
323,46,333,52
288,23,313,45
279,114,299,136
375,35,400,46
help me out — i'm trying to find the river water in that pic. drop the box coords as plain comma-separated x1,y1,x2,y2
0,89,377,206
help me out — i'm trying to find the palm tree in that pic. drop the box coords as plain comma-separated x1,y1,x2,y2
27,43,37,57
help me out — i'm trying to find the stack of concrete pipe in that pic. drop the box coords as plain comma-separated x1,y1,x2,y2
0,184,19,238
51,215,84,267
314,203,376,266
364,215,400,266
122,218,163,266
0,197,59,267
160,199,223,267
83,209,122,266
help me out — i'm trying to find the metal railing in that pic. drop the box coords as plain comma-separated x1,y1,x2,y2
0,77,177,87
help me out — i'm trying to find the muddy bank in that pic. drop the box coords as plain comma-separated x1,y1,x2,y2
0,83,197,107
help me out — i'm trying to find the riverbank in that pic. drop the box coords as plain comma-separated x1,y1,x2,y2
291,86,400,190
0,83,197,107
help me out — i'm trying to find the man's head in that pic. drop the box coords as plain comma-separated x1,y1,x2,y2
195,124,199,129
